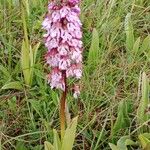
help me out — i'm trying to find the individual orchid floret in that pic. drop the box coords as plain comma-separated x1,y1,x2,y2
73,85,80,99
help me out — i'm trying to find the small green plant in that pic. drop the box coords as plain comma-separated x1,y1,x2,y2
21,40,40,86
21,1,40,86
137,72,150,133
111,100,130,136
44,117,78,150
109,133,150,150
109,136,137,150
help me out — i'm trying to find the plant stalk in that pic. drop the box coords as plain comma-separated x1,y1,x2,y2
60,70,67,140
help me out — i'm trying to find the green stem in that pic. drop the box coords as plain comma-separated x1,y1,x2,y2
60,70,67,140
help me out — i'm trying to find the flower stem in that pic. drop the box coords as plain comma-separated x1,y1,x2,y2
60,70,67,140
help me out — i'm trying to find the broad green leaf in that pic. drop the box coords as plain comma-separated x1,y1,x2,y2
133,37,140,54
33,42,40,63
125,139,137,146
87,28,99,72
44,141,54,150
137,72,150,132
125,13,134,51
21,1,32,86
112,100,130,135
109,137,136,150
140,35,150,52
61,117,78,150
21,40,30,85
139,134,150,149
117,136,130,150
53,129,61,150
30,46,34,70
28,42,40,86
29,46,34,85
2,81,23,90
109,143,119,150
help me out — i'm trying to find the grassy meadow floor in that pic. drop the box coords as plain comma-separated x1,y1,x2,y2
0,0,150,149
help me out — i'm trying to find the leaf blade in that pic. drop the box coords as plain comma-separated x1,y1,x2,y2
2,81,23,90
61,117,78,150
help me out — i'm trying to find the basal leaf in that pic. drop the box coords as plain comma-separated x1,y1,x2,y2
61,117,78,150
133,37,140,54
29,46,34,85
44,141,54,150
137,72,149,132
140,35,150,52
125,13,134,51
2,81,23,90
125,139,137,146
117,136,129,150
53,129,61,150
109,143,119,150
21,40,30,85
87,28,99,72
33,42,40,63
30,46,34,70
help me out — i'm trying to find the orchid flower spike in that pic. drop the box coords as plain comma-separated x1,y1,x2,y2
42,0,83,98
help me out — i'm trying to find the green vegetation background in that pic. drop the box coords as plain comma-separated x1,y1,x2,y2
0,0,150,149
